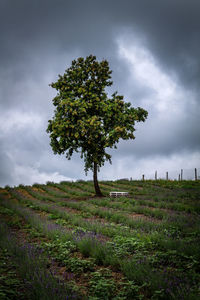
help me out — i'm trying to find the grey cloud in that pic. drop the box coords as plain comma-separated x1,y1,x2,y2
0,148,15,186
112,111,200,159
1,0,200,93
0,0,200,186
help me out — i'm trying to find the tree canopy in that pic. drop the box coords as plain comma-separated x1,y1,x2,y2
47,55,148,196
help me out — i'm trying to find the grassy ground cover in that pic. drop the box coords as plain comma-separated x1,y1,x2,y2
0,180,200,299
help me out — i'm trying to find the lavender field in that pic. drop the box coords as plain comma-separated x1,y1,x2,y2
0,180,200,299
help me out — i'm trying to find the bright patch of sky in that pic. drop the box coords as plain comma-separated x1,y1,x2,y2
12,164,74,186
116,36,195,120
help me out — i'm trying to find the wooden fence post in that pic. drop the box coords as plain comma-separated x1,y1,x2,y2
181,169,183,181
155,171,157,180
178,174,180,181
195,168,197,181
166,172,168,181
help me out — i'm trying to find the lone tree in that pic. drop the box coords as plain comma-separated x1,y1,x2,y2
47,55,148,196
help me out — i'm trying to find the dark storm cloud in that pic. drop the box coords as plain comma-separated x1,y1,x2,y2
1,0,200,91
0,0,200,186
1,0,200,108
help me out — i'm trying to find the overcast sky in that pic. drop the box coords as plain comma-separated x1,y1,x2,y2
0,0,200,187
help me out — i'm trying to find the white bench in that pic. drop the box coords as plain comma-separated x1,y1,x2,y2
109,191,129,197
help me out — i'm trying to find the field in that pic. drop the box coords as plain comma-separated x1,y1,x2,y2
0,180,200,299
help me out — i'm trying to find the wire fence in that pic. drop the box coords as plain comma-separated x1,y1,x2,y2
128,168,200,181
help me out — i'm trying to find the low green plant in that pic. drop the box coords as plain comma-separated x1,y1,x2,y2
0,206,15,216
89,269,116,300
115,280,144,300
110,236,148,258
65,257,95,273
0,247,26,300
42,239,77,262
0,222,80,300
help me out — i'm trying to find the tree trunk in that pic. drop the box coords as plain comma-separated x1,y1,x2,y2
93,162,103,197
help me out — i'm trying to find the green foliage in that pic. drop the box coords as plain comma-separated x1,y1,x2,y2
0,248,26,300
0,206,15,216
43,239,77,263
89,270,144,300
115,280,144,300
65,257,95,273
43,238,95,273
0,223,79,300
89,269,116,299
110,236,148,258
47,55,147,173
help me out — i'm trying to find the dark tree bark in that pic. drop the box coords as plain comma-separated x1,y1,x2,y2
93,162,103,196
